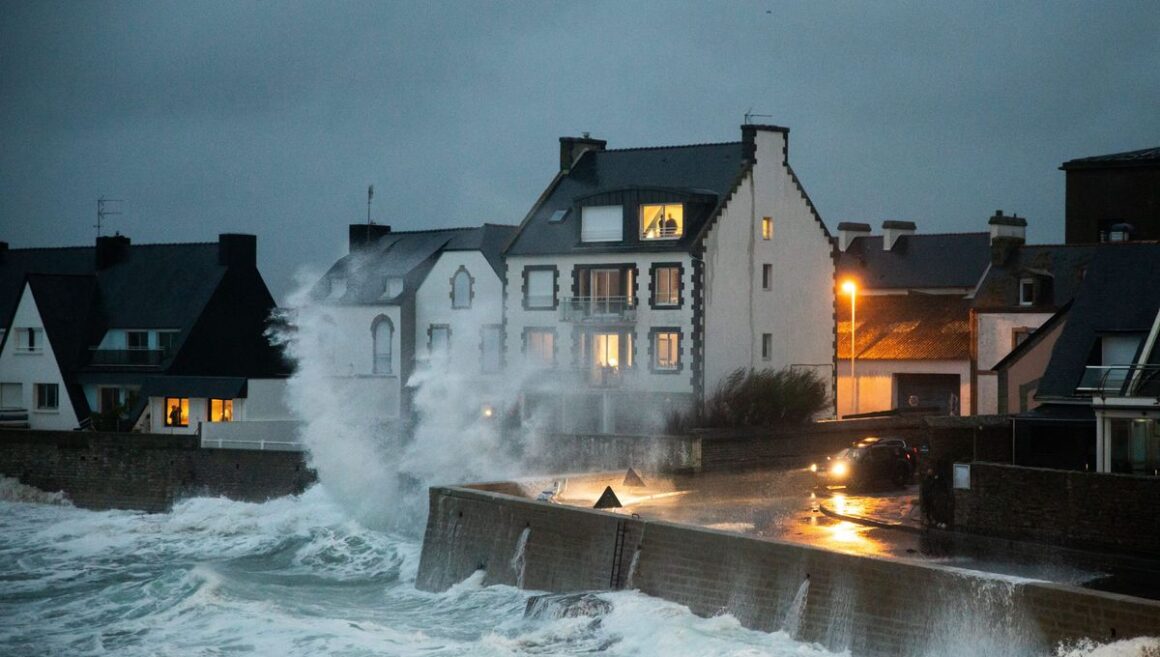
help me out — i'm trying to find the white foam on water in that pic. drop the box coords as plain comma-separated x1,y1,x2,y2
1056,637,1160,657
0,475,71,506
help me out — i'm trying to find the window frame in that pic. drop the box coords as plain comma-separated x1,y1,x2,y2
371,315,394,375
207,398,233,422
450,265,474,310
649,262,683,309
34,383,59,411
522,265,559,310
639,203,684,241
762,333,772,360
480,324,503,373
427,324,451,357
649,327,683,374
1019,278,1035,306
522,327,557,368
762,216,773,240
580,205,624,242
164,397,189,427
762,264,772,290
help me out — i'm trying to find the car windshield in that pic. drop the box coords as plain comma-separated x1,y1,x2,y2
835,448,863,461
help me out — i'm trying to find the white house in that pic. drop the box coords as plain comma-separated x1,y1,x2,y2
502,125,836,433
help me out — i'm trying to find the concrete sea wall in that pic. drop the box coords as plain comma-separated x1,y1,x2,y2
0,429,314,512
417,485,1160,657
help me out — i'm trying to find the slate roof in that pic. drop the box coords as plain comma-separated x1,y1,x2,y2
505,142,748,256
838,233,991,291
837,293,972,360
972,244,1100,310
25,274,103,420
1036,242,1160,399
1060,147,1160,170
0,246,93,327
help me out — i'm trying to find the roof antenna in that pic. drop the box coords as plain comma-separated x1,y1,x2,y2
95,197,123,238
367,184,375,226
744,109,774,125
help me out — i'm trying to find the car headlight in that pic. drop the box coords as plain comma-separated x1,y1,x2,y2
809,463,818,473
831,462,849,478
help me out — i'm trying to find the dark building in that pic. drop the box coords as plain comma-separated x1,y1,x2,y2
1061,146,1160,244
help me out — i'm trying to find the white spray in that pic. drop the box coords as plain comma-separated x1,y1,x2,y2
510,526,531,589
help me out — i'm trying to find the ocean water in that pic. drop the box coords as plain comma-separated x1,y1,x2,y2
3,480,1158,657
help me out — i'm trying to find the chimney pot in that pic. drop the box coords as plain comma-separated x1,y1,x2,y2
881,220,916,251
836,222,872,252
559,135,606,173
95,234,131,270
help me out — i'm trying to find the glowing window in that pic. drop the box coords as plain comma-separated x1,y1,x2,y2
164,397,189,427
654,266,680,307
640,204,684,240
208,399,233,422
654,332,679,370
762,216,773,240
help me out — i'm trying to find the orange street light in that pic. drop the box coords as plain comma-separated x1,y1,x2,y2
842,280,858,414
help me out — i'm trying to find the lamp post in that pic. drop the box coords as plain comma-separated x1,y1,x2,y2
841,280,858,415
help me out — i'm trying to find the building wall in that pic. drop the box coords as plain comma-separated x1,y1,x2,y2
997,317,1066,414
975,311,1054,414
703,129,835,401
0,286,79,430
417,485,1160,656
311,304,402,418
1065,166,1160,244
836,359,970,418
415,251,505,372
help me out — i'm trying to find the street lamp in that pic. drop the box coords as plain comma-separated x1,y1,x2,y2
841,280,858,415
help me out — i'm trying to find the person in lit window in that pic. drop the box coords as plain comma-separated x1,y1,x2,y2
168,403,182,426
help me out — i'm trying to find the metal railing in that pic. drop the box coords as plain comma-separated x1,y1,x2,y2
199,419,305,451
560,296,637,323
88,348,166,367
1077,364,1160,397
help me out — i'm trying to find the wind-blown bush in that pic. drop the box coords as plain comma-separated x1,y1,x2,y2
666,367,829,431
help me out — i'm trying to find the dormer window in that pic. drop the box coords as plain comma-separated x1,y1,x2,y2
641,203,683,240
1019,278,1035,306
581,206,622,242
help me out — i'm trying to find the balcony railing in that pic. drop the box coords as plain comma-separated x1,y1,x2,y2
560,296,637,323
1077,364,1160,397
88,348,166,367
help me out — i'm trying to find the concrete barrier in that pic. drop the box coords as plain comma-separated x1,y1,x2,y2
417,485,1160,657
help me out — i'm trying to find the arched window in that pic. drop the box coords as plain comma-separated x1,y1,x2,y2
372,315,393,374
451,266,473,309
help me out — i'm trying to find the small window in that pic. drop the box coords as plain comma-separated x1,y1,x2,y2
524,268,556,309
17,328,41,353
208,399,233,422
372,315,393,375
762,264,772,290
653,266,681,307
451,267,473,309
429,325,451,356
525,329,555,367
1012,327,1033,350
164,397,189,427
762,333,772,360
653,331,680,371
581,206,623,242
35,383,59,410
157,331,180,356
127,331,149,350
100,387,122,413
640,204,684,240
762,216,773,240
481,325,502,373
548,209,568,223
0,382,22,409
1019,278,1035,306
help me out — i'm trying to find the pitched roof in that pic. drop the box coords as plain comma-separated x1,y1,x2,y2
0,246,93,327
505,142,748,257
837,293,972,360
1036,242,1160,398
838,233,991,291
972,244,1100,310
1060,147,1160,170
25,275,102,420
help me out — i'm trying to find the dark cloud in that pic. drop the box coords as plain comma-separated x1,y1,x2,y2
3,1,1158,302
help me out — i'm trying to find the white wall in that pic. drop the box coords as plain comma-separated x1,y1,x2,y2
837,359,971,418
246,379,292,419
311,303,403,418
703,128,835,401
416,251,505,374
0,284,79,429
975,311,1053,414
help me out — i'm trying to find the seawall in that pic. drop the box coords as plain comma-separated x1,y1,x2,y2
417,485,1160,657
0,429,315,512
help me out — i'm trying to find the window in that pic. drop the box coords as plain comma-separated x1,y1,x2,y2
0,383,22,409
548,209,568,223
451,266,473,309
127,331,149,350
1019,278,1035,306
652,265,681,307
640,203,684,240
1012,327,1033,350
481,325,502,373
157,331,180,356
34,383,59,411
372,315,393,374
762,216,773,240
581,205,623,242
208,399,233,422
100,387,122,413
762,264,772,290
524,267,557,309
164,397,189,427
762,333,772,360
651,329,680,372
17,328,41,353
428,325,451,356
524,328,555,367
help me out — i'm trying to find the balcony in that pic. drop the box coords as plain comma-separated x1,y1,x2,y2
560,296,637,323
1077,364,1160,398
89,348,166,367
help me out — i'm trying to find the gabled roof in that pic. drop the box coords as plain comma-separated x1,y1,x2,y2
991,300,1072,372
972,244,1099,310
25,275,102,420
837,293,972,360
1060,147,1160,170
0,246,93,327
505,142,748,257
1036,242,1160,398
838,233,991,291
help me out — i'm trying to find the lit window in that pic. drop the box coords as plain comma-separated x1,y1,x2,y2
35,383,59,410
762,264,772,290
481,325,502,373
653,331,680,370
524,268,556,309
164,397,189,427
1019,278,1035,306
429,325,450,356
525,329,554,367
451,267,473,309
372,315,393,374
640,204,684,240
653,266,680,307
762,216,773,240
581,206,623,242
762,333,772,360
208,399,233,422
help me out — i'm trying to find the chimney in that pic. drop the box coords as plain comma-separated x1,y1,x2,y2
741,123,789,163
881,220,916,251
836,222,872,252
349,224,392,252
218,233,256,268
559,134,606,173
95,233,131,270
0,241,7,263
988,211,1026,266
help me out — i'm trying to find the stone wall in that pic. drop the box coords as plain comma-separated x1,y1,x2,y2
418,485,1160,657
0,429,315,512
954,462,1160,558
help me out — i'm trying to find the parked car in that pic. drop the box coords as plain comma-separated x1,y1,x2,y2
811,437,915,490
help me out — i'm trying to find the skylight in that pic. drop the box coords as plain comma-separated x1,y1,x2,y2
548,209,568,223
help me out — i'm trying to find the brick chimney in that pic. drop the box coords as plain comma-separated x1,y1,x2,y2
218,233,257,268
881,220,915,251
988,210,1026,266
349,224,392,251
836,222,872,252
559,134,606,173
95,234,131,270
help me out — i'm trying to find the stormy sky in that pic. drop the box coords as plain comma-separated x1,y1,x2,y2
2,1,1158,303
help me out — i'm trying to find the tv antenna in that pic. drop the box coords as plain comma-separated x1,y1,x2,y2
95,197,123,237
367,184,375,225
744,110,774,124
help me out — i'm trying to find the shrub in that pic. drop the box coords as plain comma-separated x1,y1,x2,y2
666,367,829,431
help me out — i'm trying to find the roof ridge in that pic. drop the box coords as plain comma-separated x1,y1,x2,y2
601,140,743,154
